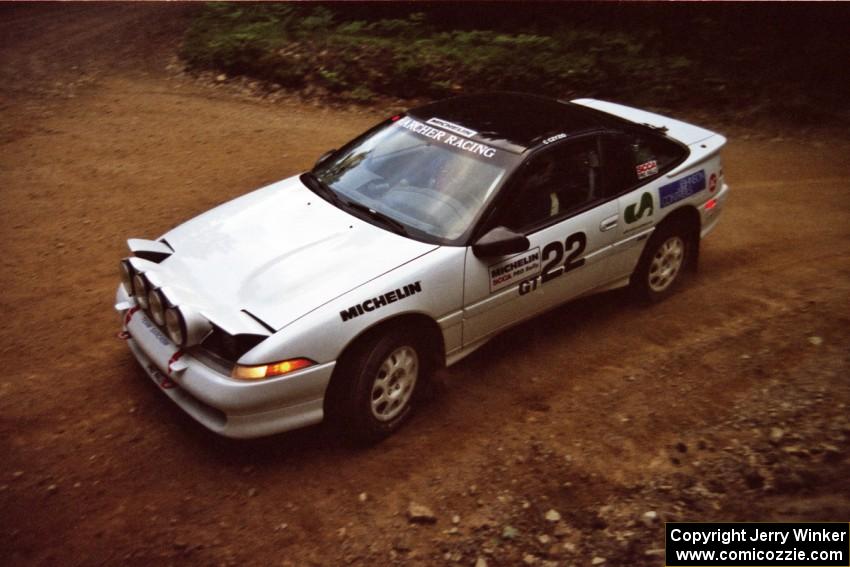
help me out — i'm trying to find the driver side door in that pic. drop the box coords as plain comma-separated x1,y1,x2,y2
462,136,621,346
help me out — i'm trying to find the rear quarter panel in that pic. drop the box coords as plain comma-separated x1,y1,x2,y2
615,134,727,277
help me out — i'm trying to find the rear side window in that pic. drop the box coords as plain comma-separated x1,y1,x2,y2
603,131,687,196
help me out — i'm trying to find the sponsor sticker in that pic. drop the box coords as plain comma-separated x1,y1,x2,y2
140,313,171,347
624,192,654,224
489,248,541,293
636,159,659,179
426,117,477,138
340,281,423,322
542,133,567,145
397,117,497,159
708,172,718,192
659,170,706,208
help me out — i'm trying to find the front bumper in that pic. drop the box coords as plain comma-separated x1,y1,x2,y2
116,287,335,438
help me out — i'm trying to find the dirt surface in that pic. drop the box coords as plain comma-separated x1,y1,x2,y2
2,5,849,566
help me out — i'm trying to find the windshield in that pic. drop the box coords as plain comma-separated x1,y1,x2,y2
313,117,515,243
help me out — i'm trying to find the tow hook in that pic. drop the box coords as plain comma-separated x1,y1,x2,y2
167,350,187,375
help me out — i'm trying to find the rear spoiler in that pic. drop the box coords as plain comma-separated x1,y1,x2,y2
572,98,718,146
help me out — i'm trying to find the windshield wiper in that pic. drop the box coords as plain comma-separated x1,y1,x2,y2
301,172,343,206
342,199,409,236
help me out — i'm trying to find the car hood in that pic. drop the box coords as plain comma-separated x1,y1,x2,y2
159,175,438,331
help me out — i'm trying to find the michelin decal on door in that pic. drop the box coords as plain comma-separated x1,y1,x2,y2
489,248,541,293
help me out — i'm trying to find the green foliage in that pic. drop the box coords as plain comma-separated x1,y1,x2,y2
175,2,850,125
179,3,700,105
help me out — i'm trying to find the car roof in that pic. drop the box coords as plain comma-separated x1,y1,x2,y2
407,92,610,154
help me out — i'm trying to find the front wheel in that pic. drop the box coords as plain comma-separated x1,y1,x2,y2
632,225,691,302
332,331,429,443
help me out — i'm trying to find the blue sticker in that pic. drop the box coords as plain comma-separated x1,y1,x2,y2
659,170,706,208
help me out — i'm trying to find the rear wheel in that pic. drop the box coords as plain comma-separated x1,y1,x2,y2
332,330,429,443
632,224,691,302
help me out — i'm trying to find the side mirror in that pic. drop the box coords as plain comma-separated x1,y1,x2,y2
314,149,337,169
472,226,530,258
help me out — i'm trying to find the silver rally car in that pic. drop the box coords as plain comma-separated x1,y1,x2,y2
116,93,729,441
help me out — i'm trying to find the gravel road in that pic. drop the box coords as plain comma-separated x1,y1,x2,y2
1,5,848,566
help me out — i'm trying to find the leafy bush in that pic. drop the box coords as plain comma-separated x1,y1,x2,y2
178,2,850,124
180,3,696,104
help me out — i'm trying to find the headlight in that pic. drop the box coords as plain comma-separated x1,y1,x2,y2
148,288,167,326
132,273,149,308
120,259,134,294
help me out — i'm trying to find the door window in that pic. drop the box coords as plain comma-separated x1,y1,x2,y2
498,137,603,232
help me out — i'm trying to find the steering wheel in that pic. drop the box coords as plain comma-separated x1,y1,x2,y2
360,178,391,198
386,187,472,232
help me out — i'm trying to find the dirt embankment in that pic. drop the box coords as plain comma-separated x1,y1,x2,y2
1,5,849,566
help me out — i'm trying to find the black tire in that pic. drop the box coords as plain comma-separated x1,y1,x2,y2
631,223,692,303
330,330,429,443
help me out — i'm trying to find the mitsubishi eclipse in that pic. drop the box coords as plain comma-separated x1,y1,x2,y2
115,92,729,441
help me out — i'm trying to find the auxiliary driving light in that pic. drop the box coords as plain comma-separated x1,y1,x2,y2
148,288,167,326
132,273,150,308
165,305,212,347
165,307,183,345
120,259,134,294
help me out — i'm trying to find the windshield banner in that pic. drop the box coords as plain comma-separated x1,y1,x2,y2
396,116,497,159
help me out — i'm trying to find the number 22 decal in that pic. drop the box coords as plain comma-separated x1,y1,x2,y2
519,232,586,296
541,232,587,283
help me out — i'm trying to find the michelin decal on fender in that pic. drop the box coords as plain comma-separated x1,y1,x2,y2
340,281,423,322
